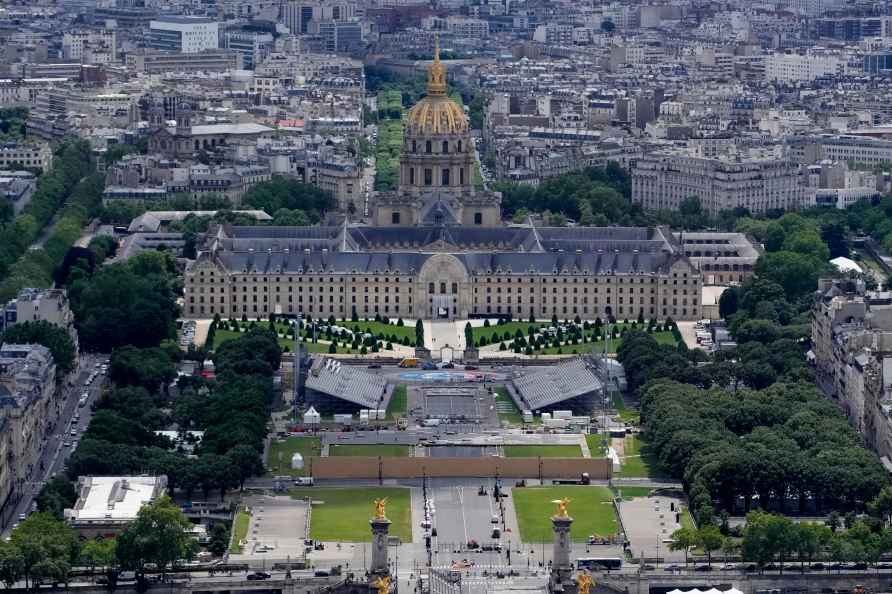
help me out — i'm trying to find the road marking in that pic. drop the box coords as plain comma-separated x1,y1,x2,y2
458,486,469,546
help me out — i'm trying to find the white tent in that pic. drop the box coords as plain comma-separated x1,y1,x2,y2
667,588,742,594
291,452,304,470
303,406,321,425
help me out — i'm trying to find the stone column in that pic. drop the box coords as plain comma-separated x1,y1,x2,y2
552,514,574,585
370,517,391,576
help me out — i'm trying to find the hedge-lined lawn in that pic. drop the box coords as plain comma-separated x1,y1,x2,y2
503,445,582,458
513,486,618,542
533,331,676,355
473,322,544,346
266,436,321,477
340,319,416,342
328,444,411,457
213,329,346,353
292,487,412,542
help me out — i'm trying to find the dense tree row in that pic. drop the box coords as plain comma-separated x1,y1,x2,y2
241,176,334,220
66,328,277,499
0,321,76,374
68,251,178,351
0,140,93,293
639,377,887,518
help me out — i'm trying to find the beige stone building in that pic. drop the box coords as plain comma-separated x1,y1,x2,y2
0,344,56,513
183,49,708,323
185,225,702,321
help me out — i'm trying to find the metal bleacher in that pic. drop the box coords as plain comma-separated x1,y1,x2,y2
304,358,386,409
511,358,603,411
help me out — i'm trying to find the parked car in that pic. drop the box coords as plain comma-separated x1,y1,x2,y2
247,572,271,581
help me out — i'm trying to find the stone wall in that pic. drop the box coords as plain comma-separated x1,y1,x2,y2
307,456,611,480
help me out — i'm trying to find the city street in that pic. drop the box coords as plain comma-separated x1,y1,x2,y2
0,352,105,535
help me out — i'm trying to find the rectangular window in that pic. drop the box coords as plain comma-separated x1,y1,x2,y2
424,168,432,186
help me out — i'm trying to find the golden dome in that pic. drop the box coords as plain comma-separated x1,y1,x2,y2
405,39,469,135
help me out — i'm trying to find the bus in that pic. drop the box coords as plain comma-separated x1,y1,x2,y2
576,558,623,571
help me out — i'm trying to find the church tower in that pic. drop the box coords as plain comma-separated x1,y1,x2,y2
373,38,501,227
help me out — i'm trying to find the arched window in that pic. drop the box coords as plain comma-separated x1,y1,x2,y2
457,140,462,152
412,140,417,152
425,140,432,154
429,282,435,293
442,140,449,153
441,169,450,186
451,282,458,294
440,282,447,294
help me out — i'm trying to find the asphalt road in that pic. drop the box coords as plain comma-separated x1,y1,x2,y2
429,478,507,566
1,353,105,535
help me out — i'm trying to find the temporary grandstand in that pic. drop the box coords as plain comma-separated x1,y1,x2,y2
508,357,604,414
304,357,391,414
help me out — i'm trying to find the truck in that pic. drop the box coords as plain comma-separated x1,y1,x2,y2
552,473,591,486
399,358,419,368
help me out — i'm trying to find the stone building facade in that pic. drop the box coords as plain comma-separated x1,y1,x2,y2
184,225,703,321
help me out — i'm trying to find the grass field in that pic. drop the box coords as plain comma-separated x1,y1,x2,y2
612,393,640,424
292,487,412,542
503,445,582,458
230,507,251,553
513,486,618,542
613,486,653,500
494,387,524,425
585,433,607,457
328,444,411,457
616,435,664,479
387,385,407,420
680,505,696,531
266,436,321,477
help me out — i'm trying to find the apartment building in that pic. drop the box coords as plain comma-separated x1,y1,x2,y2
61,30,116,63
0,142,53,172
0,344,56,505
763,52,844,83
631,149,809,215
0,288,79,353
812,280,892,466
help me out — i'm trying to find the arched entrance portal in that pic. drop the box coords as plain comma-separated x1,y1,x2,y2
418,254,469,320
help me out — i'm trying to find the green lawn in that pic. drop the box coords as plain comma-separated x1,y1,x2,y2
681,506,696,531
494,387,524,425
266,436,321,477
613,486,653,500
512,486,618,542
291,487,412,542
473,322,543,346
612,393,640,424
503,445,582,458
616,435,665,479
386,385,407,420
328,444,411,457
230,507,251,553
585,433,607,457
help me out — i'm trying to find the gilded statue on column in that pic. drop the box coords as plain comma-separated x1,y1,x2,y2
373,498,388,520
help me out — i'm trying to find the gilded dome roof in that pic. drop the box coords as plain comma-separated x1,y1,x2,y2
405,41,469,136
